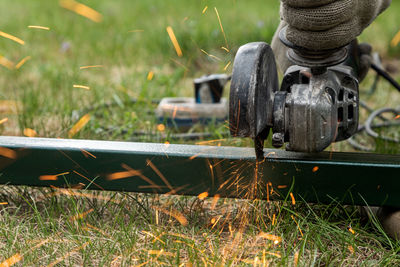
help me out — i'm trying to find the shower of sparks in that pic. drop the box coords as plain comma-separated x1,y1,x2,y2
59,0,103,23
23,128,37,137
0,55,15,69
214,7,228,49
46,242,89,267
200,49,221,61
147,71,154,81
28,25,50,30
391,29,400,47
312,166,319,172
0,147,17,159
0,31,25,45
198,191,209,200
0,118,8,125
166,26,183,57
202,6,208,14
79,65,103,69
15,56,31,69
73,84,90,90
68,113,91,138
290,192,296,205
223,61,231,71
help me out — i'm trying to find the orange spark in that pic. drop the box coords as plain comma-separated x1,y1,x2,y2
80,149,96,158
68,113,90,138
221,46,229,52
312,166,319,172
202,6,208,14
106,169,142,180
39,172,69,181
166,26,182,57
0,31,25,45
59,0,103,23
348,227,355,235
272,213,276,225
348,245,354,254
211,194,220,210
0,55,15,69
73,84,90,90
79,65,103,69
290,192,296,205
146,159,173,190
148,250,174,257
157,124,165,132
258,232,282,244
294,251,299,266
291,215,303,237
395,115,400,120
0,202,8,205
198,192,209,200
0,253,22,267
73,170,104,190
69,208,93,221
265,251,281,258
391,29,400,47
39,175,58,181
15,56,31,69
152,206,188,226
28,25,50,30
147,71,154,81
214,7,228,49
0,118,8,125
46,242,89,267
277,185,287,189
223,61,231,71
200,49,221,61
23,128,37,137
0,147,17,159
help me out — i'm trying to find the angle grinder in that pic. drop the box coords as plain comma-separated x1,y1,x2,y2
229,26,360,158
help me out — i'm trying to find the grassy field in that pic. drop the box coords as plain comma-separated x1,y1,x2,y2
0,0,400,265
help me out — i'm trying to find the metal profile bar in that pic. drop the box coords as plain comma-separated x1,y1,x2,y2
0,136,399,206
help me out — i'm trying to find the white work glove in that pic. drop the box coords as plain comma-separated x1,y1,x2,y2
280,0,391,50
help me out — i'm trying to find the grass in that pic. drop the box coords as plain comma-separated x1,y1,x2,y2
0,0,400,265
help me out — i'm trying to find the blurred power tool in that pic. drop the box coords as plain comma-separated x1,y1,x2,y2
229,26,363,158
157,74,230,129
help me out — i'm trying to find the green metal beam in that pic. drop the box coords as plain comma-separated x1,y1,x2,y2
0,136,399,206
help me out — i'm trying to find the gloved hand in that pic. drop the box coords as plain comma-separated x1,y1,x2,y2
280,0,391,50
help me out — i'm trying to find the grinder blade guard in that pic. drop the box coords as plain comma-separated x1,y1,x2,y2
229,28,359,157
